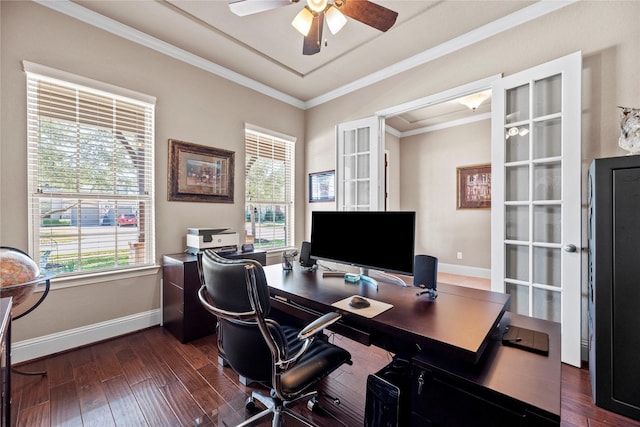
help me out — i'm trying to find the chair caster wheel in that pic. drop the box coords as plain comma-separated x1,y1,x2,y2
307,397,319,412
245,397,257,411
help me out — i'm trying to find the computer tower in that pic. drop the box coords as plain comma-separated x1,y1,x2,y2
364,358,411,427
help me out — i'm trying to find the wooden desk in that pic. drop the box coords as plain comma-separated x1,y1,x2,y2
263,264,560,426
264,264,510,364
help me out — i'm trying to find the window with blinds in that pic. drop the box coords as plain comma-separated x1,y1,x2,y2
245,128,295,250
25,64,155,276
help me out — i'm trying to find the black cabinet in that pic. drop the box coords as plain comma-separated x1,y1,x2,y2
162,251,267,343
588,156,640,421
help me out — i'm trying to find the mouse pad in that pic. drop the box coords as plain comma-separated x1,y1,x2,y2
331,295,393,318
502,325,549,356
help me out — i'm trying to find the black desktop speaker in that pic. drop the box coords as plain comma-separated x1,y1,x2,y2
299,241,316,267
413,254,438,289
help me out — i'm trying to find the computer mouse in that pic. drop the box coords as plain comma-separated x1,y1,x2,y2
349,296,370,309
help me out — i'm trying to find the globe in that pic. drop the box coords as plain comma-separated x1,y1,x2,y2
0,247,40,306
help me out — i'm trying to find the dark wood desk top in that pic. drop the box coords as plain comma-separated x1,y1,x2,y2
264,264,510,364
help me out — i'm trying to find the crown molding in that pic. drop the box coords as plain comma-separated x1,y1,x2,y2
33,0,306,109
305,0,577,108
401,112,492,138
34,0,577,110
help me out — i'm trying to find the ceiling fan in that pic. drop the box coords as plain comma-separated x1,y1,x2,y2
228,0,398,55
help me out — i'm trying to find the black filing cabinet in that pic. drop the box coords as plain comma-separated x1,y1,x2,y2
588,156,640,421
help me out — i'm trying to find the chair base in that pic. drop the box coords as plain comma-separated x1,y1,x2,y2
239,390,319,427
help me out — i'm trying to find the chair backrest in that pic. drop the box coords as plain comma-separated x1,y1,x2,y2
198,250,286,384
413,254,438,289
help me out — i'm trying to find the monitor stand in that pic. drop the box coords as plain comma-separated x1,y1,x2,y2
360,268,408,290
416,286,438,300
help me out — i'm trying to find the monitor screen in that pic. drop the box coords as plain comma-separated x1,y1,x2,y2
310,211,416,275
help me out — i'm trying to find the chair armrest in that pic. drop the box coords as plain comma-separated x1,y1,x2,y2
298,312,342,340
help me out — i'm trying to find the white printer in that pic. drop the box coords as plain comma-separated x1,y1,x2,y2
186,228,239,255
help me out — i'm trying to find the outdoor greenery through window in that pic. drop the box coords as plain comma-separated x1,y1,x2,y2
25,62,155,276
245,127,295,250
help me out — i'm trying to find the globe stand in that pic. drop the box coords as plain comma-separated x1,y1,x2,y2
1,247,53,377
9,276,51,376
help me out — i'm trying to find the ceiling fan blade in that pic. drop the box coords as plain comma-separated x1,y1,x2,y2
228,0,294,17
303,13,324,55
337,0,398,32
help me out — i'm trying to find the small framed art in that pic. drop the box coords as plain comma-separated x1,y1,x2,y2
457,164,491,209
309,170,335,203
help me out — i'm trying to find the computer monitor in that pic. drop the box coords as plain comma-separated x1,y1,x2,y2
310,211,416,276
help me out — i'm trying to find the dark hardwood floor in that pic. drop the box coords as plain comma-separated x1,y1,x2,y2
10,326,640,427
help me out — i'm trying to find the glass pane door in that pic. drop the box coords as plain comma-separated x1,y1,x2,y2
492,52,582,366
336,117,381,211
503,75,563,323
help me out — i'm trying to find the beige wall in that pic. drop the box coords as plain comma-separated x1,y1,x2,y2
1,2,304,341
401,120,491,268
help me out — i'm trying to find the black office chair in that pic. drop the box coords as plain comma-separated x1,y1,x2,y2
197,250,352,427
413,254,438,299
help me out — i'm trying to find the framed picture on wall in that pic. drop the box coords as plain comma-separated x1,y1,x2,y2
309,170,335,203
168,139,235,203
457,164,491,209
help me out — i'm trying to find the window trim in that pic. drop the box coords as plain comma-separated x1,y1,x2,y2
24,61,156,278
244,124,296,251
22,61,156,105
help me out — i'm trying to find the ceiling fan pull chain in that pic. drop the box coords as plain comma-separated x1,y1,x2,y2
316,15,321,47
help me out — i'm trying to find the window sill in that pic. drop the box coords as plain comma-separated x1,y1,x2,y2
42,265,161,291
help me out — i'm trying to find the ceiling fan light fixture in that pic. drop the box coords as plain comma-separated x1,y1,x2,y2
306,0,327,13
458,91,491,112
325,5,347,34
292,6,314,36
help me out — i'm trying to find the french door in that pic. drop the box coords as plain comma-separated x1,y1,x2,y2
336,117,383,211
491,52,582,366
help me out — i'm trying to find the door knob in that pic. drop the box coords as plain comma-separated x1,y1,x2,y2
564,244,577,253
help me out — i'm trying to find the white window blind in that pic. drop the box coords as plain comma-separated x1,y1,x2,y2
245,128,295,250
25,65,155,276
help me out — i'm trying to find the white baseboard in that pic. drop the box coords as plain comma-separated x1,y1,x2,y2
438,263,491,279
12,309,161,364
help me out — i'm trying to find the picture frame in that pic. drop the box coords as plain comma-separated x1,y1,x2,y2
457,164,491,209
168,139,235,203
309,170,335,203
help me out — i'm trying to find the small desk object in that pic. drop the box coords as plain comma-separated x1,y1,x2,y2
162,250,267,343
262,264,560,426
